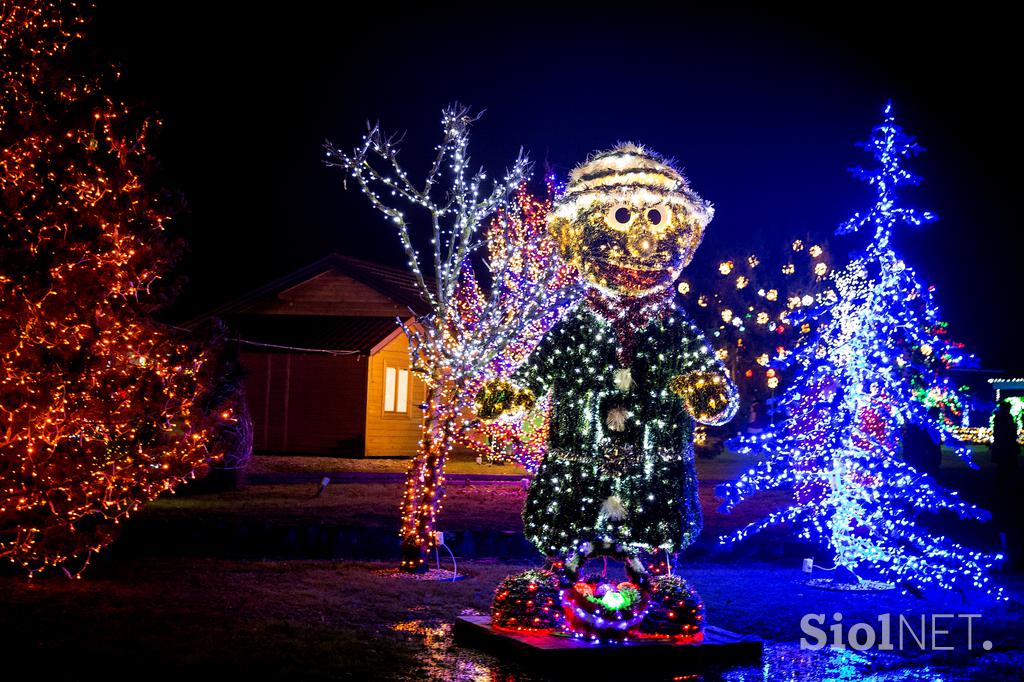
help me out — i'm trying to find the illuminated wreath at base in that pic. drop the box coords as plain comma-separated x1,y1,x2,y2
556,545,654,641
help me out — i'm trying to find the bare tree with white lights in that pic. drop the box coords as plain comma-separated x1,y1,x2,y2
325,106,576,572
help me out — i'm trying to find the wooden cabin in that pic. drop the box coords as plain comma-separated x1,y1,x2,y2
195,254,434,456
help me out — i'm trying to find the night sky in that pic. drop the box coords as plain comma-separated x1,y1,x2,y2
87,3,1021,371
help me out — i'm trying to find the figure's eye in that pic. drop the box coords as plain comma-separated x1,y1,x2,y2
607,205,633,228
646,206,671,226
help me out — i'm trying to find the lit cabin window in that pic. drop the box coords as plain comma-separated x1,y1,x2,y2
384,366,410,413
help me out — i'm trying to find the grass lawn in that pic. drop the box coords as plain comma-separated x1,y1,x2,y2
189,449,789,530
144,459,793,543
149,447,999,546
248,451,530,477
247,445,999,481
1,555,1020,681
2,446,1018,680
149,481,529,531
246,447,802,482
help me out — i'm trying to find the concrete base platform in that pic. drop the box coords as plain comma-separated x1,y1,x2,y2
454,615,763,672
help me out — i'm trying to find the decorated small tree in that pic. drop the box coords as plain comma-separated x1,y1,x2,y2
0,2,220,575
685,238,834,426
718,104,1003,598
325,108,576,572
195,320,254,490
454,182,576,472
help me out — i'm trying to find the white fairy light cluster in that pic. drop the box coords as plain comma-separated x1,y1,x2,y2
325,108,571,381
718,103,1004,599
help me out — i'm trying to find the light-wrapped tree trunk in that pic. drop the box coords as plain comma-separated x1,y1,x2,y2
398,381,459,570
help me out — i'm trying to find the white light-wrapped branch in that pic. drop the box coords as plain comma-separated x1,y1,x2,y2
325,106,576,572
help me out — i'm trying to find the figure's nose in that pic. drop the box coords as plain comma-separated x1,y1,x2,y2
627,229,657,258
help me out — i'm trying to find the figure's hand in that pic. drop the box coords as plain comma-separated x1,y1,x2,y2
669,371,737,426
474,379,536,422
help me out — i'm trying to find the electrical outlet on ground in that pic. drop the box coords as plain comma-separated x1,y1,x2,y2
802,558,814,574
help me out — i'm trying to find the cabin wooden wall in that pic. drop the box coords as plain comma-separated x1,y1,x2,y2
364,333,425,457
363,332,479,457
242,350,369,455
227,263,487,457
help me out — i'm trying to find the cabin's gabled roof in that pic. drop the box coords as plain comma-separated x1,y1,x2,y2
322,254,433,315
231,314,404,354
186,253,435,326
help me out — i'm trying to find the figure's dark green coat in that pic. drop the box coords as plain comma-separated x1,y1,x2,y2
515,298,735,557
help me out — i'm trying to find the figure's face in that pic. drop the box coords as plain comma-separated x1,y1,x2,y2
551,198,704,297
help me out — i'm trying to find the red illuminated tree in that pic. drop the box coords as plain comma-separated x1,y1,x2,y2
0,2,221,575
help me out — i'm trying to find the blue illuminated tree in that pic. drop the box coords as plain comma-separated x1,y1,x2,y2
717,103,1004,598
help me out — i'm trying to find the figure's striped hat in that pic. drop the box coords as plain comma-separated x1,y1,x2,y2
552,143,713,226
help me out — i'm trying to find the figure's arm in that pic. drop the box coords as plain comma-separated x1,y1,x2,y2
668,319,738,426
474,328,558,421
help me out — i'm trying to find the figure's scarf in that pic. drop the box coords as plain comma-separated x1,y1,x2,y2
584,287,675,366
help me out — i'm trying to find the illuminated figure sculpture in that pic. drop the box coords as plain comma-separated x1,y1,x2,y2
479,145,737,639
